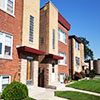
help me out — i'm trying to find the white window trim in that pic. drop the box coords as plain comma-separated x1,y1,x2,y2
0,0,15,17
58,28,67,45
58,52,67,65
0,75,11,92
0,31,13,60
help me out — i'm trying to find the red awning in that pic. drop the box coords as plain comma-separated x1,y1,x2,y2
17,46,45,55
45,54,64,60
58,12,71,31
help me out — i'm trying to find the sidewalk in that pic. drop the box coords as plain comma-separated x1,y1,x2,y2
28,83,100,100
28,86,68,100
58,86,100,96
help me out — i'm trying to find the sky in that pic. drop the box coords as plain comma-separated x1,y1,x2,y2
40,0,100,59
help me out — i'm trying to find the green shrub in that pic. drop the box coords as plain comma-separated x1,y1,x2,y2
1,81,28,100
89,69,96,78
68,75,72,81
80,71,86,78
74,72,82,80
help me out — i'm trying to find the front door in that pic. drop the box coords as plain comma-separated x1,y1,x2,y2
51,62,55,83
26,57,33,85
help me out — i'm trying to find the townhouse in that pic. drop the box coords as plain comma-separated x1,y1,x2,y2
39,1,71,87
0,0,22,92
17,0,45,87
58,13,71,83
69,35,84,78
0,0,71,92
0,0,45,92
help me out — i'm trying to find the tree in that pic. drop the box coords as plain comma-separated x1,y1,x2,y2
79,37,94,60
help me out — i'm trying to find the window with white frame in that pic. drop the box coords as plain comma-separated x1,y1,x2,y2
75,41,80,50
0,31,13,59
29,15,34,43
0,0,15,15
76,57,80,66
58,28,67,44
58,52,67,65
0,75,11,92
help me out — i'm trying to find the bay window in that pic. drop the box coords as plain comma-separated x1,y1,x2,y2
0,31,13,59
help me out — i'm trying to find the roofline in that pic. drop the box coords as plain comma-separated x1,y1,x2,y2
69,35,82,43
58,12,71,31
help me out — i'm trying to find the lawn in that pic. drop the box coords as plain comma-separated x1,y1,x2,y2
95,75,100,77
66,79,100,93
55,91,100,100
22,97,36,100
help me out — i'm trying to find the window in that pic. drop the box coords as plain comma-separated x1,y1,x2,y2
0,0,15,15
58,52,67,65
53,29,55,50
76,57,80,66
58,73,66,83
75,41,80,50
27,57,33,85
29,15,34,43
40,37,44,44
0,31,13,59
0,75,11,92
58,28,67,44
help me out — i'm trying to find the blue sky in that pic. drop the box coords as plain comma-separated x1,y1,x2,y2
40,0,100,59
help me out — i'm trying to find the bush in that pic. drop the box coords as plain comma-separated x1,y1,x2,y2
89,69,96,78
1,81,28,100
85,68,90,77
68,75,72,81
80,71,86,78
74,72,82,80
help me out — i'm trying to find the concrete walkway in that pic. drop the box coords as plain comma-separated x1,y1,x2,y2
28,83,100,100
28,86,68,100
59,87,100,96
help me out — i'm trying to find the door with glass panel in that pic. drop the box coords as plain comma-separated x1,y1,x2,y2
26,57,33,85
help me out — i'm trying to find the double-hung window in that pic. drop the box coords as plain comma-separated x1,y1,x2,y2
0,75,11,92
29,15,34,43
58,28,67,44
58,52,67,65
0,31,13,59
0,0,15,15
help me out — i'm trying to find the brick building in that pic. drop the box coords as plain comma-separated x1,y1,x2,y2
0,0,22,92
39,1,71,87
69,35,84,78
58,13,71,83
0,0,45,92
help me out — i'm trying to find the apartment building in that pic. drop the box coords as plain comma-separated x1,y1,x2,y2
69,35,84,77
17,0,45,87
0,0,45,92
39,1,71,87
39,2,63,88
58,13,71,83
0,0,22,92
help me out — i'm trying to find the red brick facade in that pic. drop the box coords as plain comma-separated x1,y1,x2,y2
0,0,22,82
58,23,69,75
